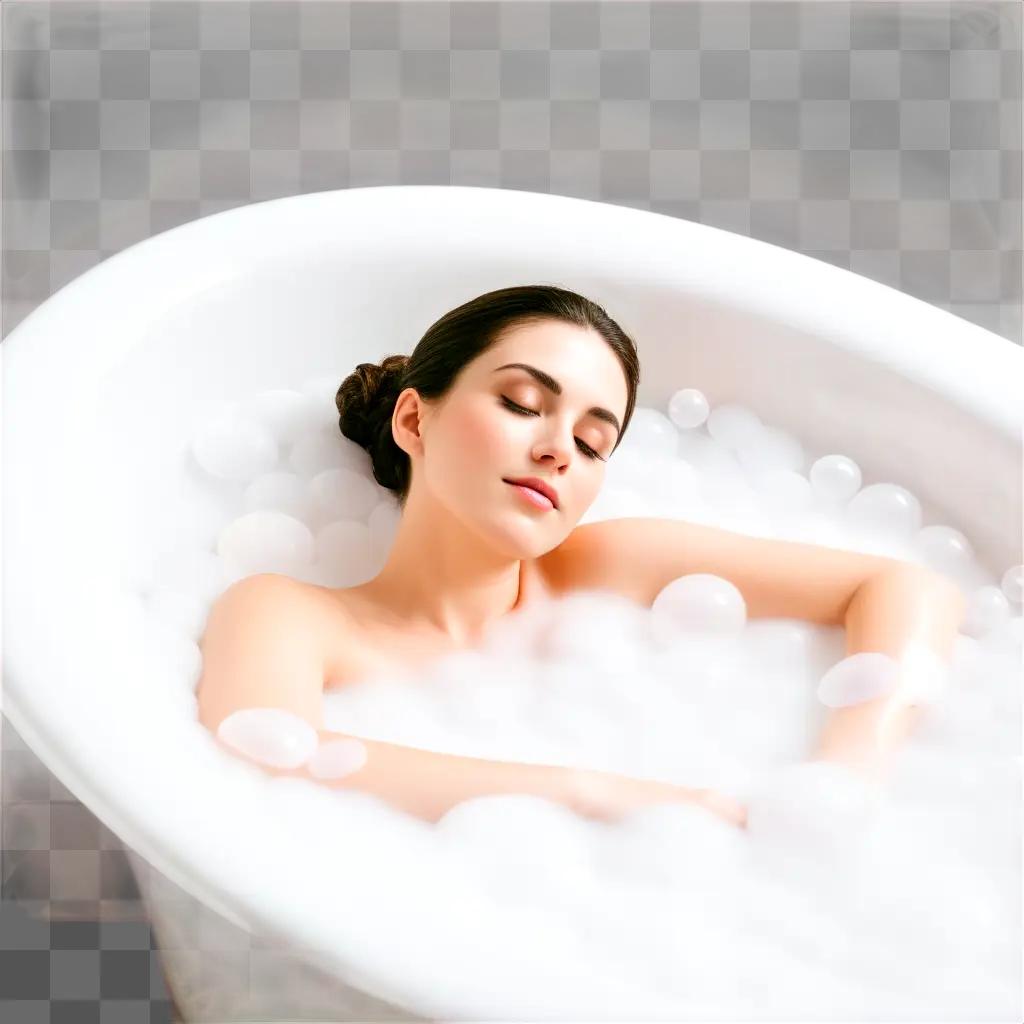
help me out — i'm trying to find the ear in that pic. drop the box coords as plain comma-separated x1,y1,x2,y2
392,387,427,457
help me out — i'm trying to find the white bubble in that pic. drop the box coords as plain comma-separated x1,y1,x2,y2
657,458,700,500
146,586,210,642
962,585,1012,639
530,593,645,673
846,483,922,539
743,620,819,662
246,389,323,447
917,525,975,578
147,546,230,605
172,689,199,721
308,466,380,523
705,403,763,450
242,471,310,519
368,498,402,546
816,652,900,708
217,707,319,770
314,520,381,583
667,388,710,430
307,738,369,780
748,469,814,517
699,471,756,521
1001,565,1023,605
289,424,365,477
651,574,747,637
191,407,278,483
617,408,678,458
677,432,741,475
735,426,805,475
988,615,1024,655
809,455,862,504
602,451,646,490
746,761,882,864
436,795,594,901
588,483,651,521
216,509,315,576
143,617,204,691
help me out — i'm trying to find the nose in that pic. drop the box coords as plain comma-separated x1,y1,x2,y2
533,426,574,469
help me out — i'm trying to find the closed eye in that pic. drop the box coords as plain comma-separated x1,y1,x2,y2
500,396,605,461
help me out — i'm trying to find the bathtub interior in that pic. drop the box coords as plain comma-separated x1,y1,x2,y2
4,187,1023,1020
63,254,1024,596
14,187,1020,602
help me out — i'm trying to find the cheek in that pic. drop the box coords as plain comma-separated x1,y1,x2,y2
448,402,510,466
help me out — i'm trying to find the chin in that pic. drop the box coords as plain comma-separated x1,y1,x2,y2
489,516,553,559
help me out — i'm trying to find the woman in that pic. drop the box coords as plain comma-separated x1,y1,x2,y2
199,285,965,830
332,284,636,649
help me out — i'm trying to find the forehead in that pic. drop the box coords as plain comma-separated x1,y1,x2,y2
481,319,622,383
473,319,630,429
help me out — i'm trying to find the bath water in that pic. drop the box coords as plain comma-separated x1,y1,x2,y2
133,376,1020,1020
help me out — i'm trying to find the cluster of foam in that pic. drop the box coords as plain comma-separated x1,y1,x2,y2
126,374,1021,1021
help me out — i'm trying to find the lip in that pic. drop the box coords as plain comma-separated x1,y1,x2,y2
503,477,559,510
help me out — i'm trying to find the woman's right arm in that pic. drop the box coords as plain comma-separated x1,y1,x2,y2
289,748,744,828
566,767,749,828
195,574,739,827
306,736,579,823
195,574,577,823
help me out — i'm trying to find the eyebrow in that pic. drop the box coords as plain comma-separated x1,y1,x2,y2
492,362,621,439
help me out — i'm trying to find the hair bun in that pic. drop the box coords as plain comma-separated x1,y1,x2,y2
335,354,409,470
375,353,408,400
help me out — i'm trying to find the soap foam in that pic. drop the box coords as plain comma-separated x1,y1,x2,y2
128,379,1022,1020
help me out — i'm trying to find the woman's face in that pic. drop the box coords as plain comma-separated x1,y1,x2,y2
397,319,629,556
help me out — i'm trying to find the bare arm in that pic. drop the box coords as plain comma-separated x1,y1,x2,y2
230,729,738,825
546,514,906,622
198,574,739,827
809,566,967,782
553,517,966,805
255,729,579,824
197,577,583,823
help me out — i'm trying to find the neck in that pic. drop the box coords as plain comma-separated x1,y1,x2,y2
357,492,526,646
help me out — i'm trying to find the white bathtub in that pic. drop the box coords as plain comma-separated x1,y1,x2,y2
4,185,1022,1022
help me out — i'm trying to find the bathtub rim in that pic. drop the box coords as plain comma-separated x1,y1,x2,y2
4,185,1022,445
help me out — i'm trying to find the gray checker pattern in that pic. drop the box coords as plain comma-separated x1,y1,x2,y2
2,2,1022,1022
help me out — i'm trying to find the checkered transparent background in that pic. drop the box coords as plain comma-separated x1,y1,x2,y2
2,2,1022,1022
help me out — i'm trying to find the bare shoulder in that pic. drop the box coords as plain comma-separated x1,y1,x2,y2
211,573,369,684
196,573,330,735
216,571,314,607
207,573,345,642
265,574,356,628
536,520,618,598
282,576,362,654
